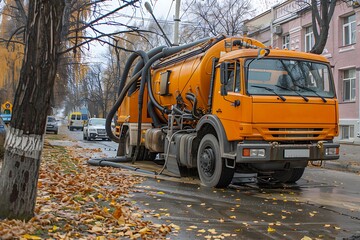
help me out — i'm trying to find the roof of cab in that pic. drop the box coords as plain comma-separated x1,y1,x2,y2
219,48,330,64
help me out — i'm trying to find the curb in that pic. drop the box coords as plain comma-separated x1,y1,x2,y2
323,161,360,174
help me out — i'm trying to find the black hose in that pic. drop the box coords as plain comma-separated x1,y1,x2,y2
133,53,150,163
87,158,156,174
186,92,200,119
106,70,144,142
148,102,163,127
129,46,167,96
117,52,142,96
106,37,214,143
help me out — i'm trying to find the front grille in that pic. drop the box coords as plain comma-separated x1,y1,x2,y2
97,129,106,134
264,128,324,140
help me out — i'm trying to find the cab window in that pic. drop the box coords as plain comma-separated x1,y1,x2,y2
224,62,241,93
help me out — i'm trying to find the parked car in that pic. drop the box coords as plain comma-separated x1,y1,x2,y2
0,117,6,155
46,116,58,134
83,118,108,141
0,114,11,125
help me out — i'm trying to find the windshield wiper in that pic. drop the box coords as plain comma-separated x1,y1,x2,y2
294,84,327,102
251,85,286,101
275,85,309,102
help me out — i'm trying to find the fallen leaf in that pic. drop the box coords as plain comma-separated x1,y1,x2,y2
22,234,42,240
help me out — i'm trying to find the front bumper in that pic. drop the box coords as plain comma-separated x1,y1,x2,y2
236,141,340,163
90,133,108,139
46,125,58,132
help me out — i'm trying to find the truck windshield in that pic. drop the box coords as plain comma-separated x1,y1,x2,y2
246,58,335,99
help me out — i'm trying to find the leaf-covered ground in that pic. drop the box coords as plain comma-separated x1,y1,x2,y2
0,140,174,239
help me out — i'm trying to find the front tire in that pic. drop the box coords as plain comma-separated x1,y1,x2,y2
197,134,235,188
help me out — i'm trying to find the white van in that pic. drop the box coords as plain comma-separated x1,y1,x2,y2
68,112,88,131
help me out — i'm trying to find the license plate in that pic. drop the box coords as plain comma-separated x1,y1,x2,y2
284,149,309,158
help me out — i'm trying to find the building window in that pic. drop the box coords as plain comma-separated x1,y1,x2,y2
282,34,290,49
343,69,356,102
305,26,314,52
343,14,356,46
341,125,354,139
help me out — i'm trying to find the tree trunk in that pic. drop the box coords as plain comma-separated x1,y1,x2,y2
0,0,65,220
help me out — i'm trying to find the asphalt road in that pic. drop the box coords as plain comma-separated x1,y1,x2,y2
56,125,360,239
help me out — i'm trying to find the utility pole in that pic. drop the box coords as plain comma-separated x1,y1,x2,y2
173,0,181,46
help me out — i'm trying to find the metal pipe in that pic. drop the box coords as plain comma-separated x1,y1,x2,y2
174,0,181,46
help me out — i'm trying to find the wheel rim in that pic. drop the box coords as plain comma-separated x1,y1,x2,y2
125,133,131,156
199,147,215,177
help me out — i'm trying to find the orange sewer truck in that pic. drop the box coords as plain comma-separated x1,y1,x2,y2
107,36,339,188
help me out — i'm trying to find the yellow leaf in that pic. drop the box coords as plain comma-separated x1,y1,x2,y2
96,237,105,240
301,236,312,240
189,225,198,229
94,215,105,220
91,226,103,232
324,224,331,227
139,227,151,234
117,216,125,225
22,234,41,240
198,229,206,233
230,216,236,219
157,191,165,195
52,225,59,231
208,229,217,234
97,193,104,199
267,226,276,233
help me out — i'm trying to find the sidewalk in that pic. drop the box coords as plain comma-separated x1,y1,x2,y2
322,143,360,173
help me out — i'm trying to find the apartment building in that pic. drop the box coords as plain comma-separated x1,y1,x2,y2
245,0,360,143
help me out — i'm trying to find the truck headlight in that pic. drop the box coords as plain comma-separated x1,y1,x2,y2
325,147,339,156
243,148,266,158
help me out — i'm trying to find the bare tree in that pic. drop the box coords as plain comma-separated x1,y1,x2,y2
309,0,336,54
181,0,254,41
0,0,66,220
0,0,144,220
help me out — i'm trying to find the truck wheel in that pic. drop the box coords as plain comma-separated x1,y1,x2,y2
197,134,235,188
271,168,305,183
125,130,135,158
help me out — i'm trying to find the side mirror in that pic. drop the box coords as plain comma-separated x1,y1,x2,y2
220,62,229,84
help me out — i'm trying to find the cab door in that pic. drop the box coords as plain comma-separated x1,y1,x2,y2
211,60,251,141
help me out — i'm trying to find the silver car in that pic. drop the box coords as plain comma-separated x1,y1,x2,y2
83,118,108,141
46,116,58,134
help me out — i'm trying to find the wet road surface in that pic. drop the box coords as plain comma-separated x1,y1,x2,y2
57,125,360,239
131,173,360,239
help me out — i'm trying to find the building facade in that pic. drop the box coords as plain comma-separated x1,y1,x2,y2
245,0,360,144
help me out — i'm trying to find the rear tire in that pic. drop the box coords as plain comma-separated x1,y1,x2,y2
271,168,305,183
197,134,235,188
